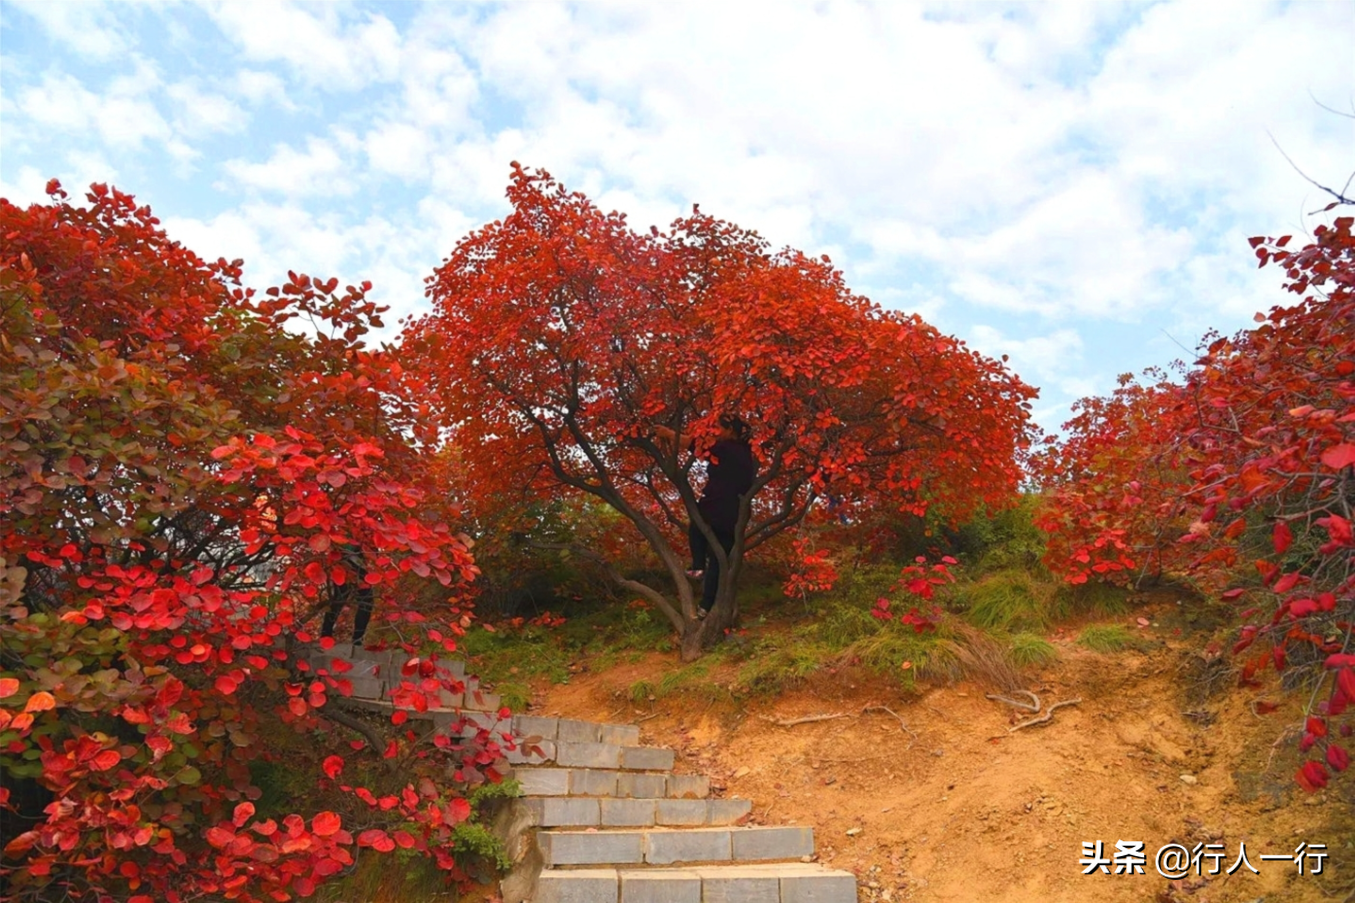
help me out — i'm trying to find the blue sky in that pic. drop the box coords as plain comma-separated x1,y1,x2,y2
2,1,1352,434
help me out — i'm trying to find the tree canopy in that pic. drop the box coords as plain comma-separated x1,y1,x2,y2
407,165,1038,659
0,182,486,902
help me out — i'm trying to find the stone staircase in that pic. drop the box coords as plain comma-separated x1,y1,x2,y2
314,645,858,903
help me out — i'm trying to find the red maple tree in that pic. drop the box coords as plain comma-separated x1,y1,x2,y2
0,183,489,902
1036,214,1355,789
406,165,1038,660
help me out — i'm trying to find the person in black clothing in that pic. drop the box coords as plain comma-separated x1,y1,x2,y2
320,546,375,646
657,414,758,618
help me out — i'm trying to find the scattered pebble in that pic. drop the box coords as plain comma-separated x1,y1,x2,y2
1180,774,1198,785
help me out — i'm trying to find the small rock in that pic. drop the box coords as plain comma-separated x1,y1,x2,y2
931,748,944,757
1180,774,1198,785
846,827,863,836
733,766,751,779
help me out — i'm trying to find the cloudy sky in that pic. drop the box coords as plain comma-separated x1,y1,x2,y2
2,1,1351,433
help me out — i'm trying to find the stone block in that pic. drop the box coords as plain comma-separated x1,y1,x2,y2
731,827,814,861
504,738,555,765
512,714,559,740
347,676,385,700
666,774,709,799
601,798,657,827
600,723,642,746
617,772,667,799
556,740,622,769
435,689,464,709
618,869,700,903
557,718,603,743
695,867,780,903
707,799,753,825
656,799,708,826
466,689,501,712
536,869,618,903
442,659,466,679
528,797,600,827
316,656,379,679
571,769,620,797
621,745,675,771
540,830,645,866
644,828,731,865
515,767,569,796
780,870,857,903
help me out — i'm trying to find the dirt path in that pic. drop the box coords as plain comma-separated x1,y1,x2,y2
513,629,1351,902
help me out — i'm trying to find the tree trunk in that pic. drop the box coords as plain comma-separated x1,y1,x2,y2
677,562,740,662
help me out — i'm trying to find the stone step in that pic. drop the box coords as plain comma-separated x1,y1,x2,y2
534,863,856,903
505,739,676,771
514,714,642,746
312,645,467,680
522,796,752,828
515,767,710,800
538,826,815,868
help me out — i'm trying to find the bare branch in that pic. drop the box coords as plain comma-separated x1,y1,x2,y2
1267,131,1355,209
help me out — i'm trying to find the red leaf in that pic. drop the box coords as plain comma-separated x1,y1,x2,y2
1337,668,1355,702
322,755,344,779
1297,760,1329,791
311,811,342,837
205,825,235,849
1272,572,1301,595
357,828,395,852
24,691,55,713
1272,522,1293,555
390,710,408,726
1327,743,1350,772
233,802,255,827
1320,443,1355,470
90,749,121,771
445,796,471,825
0,678,19,699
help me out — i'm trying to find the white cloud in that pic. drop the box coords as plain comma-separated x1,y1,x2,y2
364,121,431,180
233,69,295,109
11,0,129,60
203,1,403,90
223,137,354,196
167,82,248,136
16,69,170,148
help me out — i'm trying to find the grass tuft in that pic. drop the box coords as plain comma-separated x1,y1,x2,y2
1009,632,1059,668
1077,624,1136,653
960,568,1066,633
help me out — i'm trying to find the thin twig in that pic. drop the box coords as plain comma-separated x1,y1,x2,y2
1267,131,1355,209
862,705,918,748
985,690,1041,713
758,712,847,727
1009,698,1082,733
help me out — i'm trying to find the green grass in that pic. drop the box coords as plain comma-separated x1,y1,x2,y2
959,567,1066,633
630,656,733,704
1009,632,1059,668
1060,580,1131,617
1077,624,1137,653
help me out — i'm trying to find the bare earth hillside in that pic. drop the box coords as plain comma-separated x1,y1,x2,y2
508,600,1352,903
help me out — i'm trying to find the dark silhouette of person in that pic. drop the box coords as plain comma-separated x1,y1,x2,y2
659,414,757,618
319,546,374,645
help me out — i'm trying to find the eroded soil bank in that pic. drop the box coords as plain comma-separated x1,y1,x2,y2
511,606,1351,903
